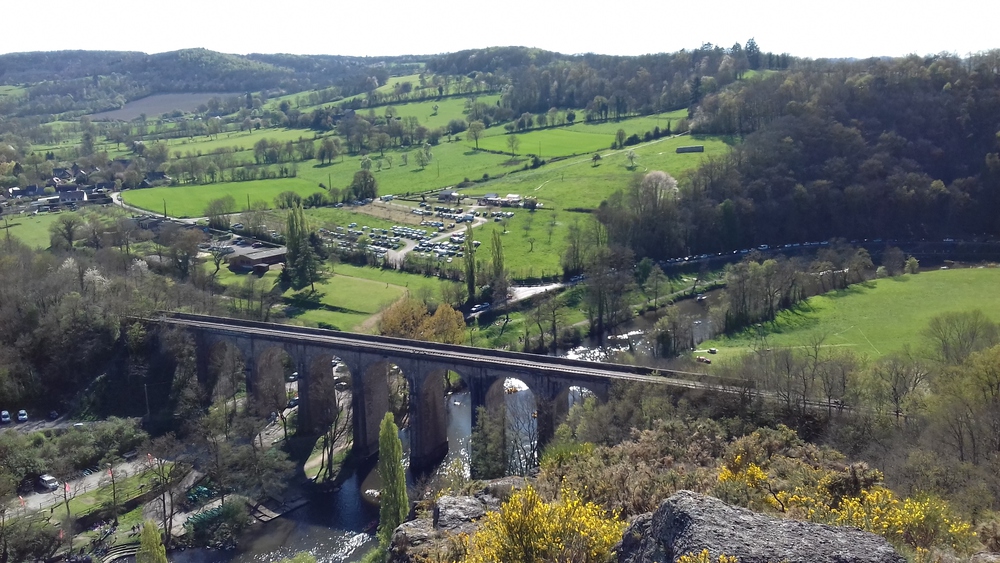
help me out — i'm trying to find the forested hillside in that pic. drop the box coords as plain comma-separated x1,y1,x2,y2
428,42,791,116
596,52,1000,259
0,48,420,117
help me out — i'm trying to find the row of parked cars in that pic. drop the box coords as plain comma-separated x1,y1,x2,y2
0,409,27,423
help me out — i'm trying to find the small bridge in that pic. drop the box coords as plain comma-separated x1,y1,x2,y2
153,313,719,471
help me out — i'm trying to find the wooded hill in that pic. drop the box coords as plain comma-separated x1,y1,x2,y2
0,48,423,117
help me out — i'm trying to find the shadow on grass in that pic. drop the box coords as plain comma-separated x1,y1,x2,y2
283,291,367,317
820,281,878,302
690,133,739,146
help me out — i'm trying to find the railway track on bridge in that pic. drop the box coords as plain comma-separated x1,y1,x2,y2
152,313,862,422
153,312,741,393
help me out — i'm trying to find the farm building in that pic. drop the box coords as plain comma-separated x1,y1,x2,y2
229,247,287,270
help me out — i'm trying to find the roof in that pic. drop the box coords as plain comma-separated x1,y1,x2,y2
484,193,499,199
242,248,286,260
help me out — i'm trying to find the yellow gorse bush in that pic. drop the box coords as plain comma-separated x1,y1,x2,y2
718,454,976,553
779,485,976,552
677,549,739,563
465,485,626,563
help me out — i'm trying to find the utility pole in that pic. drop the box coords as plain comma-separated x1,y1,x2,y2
162,199,167,219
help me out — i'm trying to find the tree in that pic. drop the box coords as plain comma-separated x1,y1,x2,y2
349,170,378,200
591,152,602,166
470,406,507,479
145,434,186,546
467,120,485,149
49,213,82,251
647,264,667,305
205,195,236,230
882,246,906,276
745,37,762,70
274,191,303,209
626,149,637,169
376,412,408,550
135,520,168,563
922,310,999,366
419,303,465,344
490,229,511,332
285,204,321,291
616,128,627,148
905,256,920,274
380,298,428,339
506,134,520,159
464,224,477,304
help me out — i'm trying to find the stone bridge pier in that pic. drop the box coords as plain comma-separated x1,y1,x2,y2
182,324,612,475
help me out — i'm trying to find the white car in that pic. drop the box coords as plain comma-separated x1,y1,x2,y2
0,411,9,423
17,410,27,422
38,474,59,491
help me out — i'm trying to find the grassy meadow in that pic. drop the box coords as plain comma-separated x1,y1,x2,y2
212,262,453,331
474,109,689,158
2,211,61,248
700,268,1000,362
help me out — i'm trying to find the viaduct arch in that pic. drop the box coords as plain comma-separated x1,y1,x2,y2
169,313,709,472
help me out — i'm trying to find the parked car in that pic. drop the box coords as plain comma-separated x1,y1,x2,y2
38,474,59,491
16,410,27,422
286,396,300,409
48,410,59,420
0,411,9,423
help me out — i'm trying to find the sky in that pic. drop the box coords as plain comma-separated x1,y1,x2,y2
4,0,998,60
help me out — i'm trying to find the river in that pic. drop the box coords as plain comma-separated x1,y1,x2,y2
563,289,724,361
168,392,473,563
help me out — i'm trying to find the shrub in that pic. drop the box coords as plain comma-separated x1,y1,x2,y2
465,486,625,563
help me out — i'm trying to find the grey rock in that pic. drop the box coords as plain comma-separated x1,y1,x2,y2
390,494,493,563
617,490,906,563
434,495,487,534
971,553,1000,563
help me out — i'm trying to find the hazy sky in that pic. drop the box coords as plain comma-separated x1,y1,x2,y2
4,0,998,60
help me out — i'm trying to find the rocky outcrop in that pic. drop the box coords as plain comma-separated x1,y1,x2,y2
389,478,526,563
617,490,906,563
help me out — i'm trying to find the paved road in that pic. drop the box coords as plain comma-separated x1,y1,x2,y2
18,458,150,513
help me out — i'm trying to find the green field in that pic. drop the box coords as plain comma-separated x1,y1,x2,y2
1,212,60,248
125,178,326,218
157,127,326,156
472,134,731,276
475,109,688,158
123,140,515,217
0,85,25,98
701,268,1000,361
214,264,406,331
212,261,454,331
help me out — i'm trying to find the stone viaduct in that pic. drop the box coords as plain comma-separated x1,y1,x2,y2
156,313,712,472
